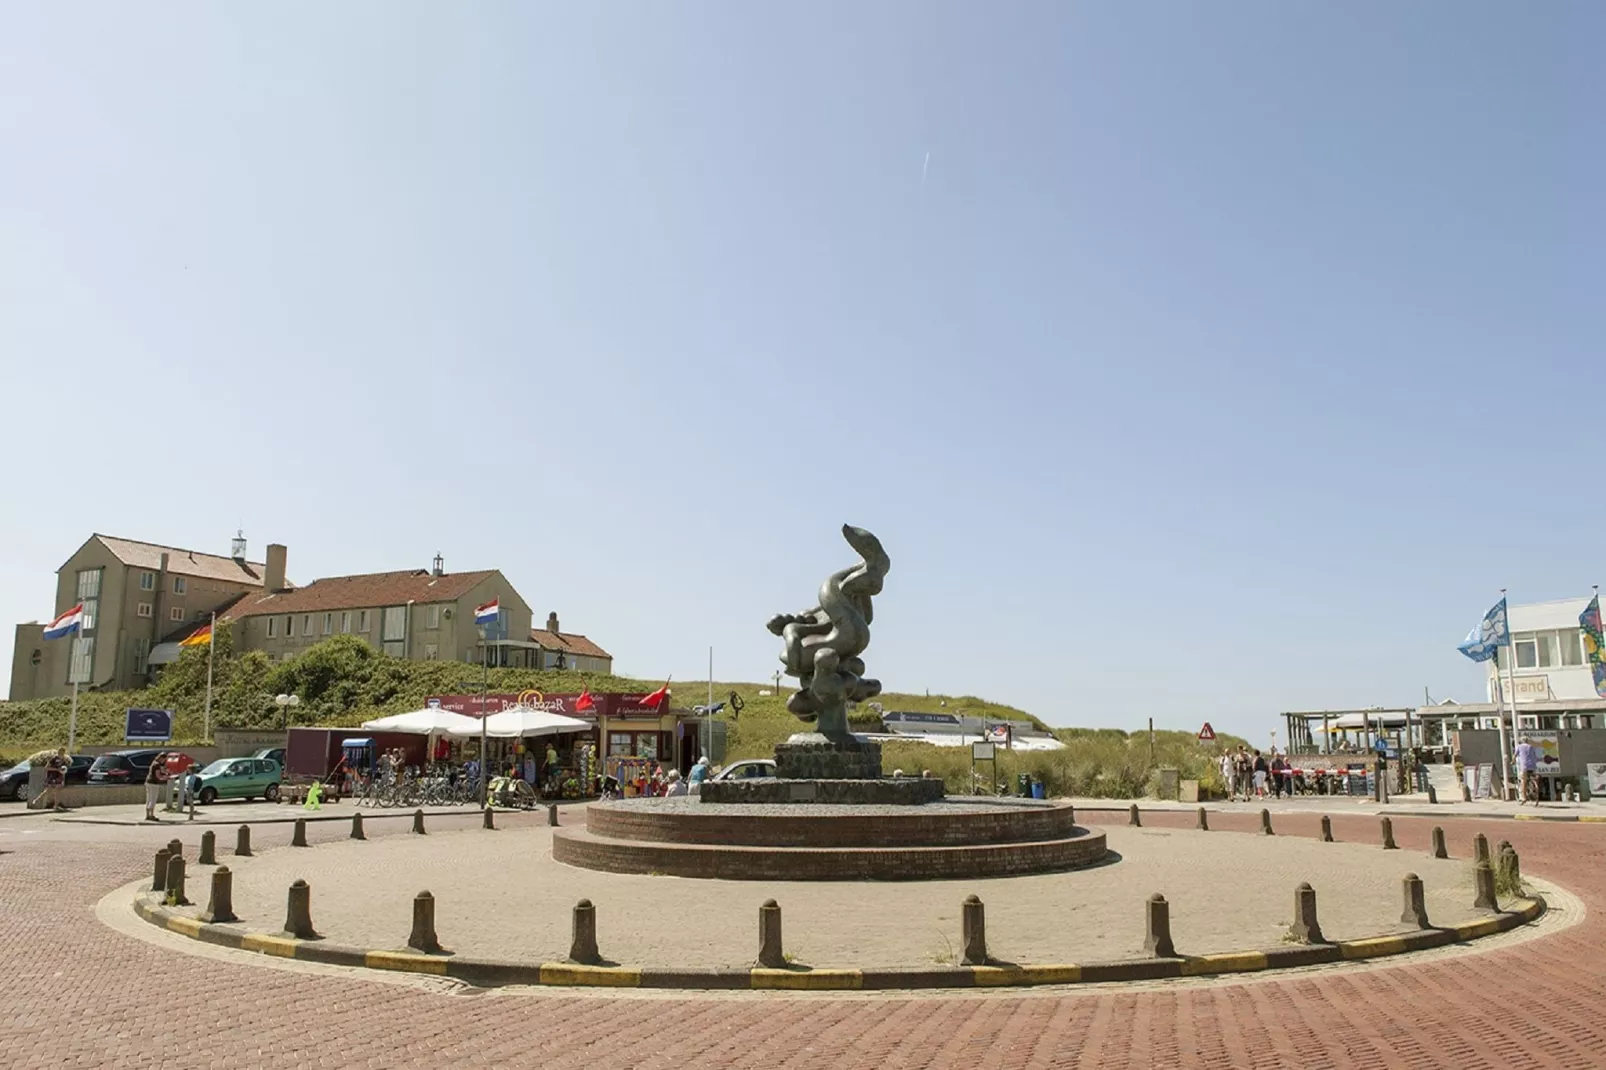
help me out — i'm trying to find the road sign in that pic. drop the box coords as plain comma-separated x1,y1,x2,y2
1197,722,1216,742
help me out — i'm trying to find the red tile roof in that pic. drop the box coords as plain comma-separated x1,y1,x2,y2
92,535,273,586
528,629,612,660
221,569,498,619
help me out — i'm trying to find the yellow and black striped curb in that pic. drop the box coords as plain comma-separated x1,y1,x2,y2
133,893,1545,991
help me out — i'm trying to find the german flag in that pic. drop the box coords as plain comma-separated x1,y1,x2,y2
180,623,212,648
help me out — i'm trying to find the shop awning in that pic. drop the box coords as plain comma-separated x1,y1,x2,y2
448,708,591,738
361,709,482,735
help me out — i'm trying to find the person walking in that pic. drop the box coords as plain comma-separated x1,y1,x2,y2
144,752,169,822
1252,750,1269,800
1234,746,1253,802
1514,737,1539,804
1219,750,1235,801
40,748,68,812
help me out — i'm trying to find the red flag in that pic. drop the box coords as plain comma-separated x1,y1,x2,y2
575,688,596,713
641,682,670,711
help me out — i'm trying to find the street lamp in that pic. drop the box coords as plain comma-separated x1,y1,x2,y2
275,693,300,731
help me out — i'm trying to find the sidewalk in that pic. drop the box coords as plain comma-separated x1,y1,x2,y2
22,797,589,826
1067,794,1606,822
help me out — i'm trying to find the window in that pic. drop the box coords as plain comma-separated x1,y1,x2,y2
173,576,186,595
169,607,184,622
266,617,278,638
68,637,94,684
608,732,633,757
76,568,102,633
285,615,293,636
139,572,155,591
1562,629,1585,666
426,606,441,629
1515,638,1537,669
341,611,351,633
133,637,150,674
358,610,370,632
424,643,438,660
137,603,153,619
303,615,313,636
323,612,333,635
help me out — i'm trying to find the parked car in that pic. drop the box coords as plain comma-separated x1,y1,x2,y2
709,759,776,781
194,757,282,804
87,749,191,785
251,747,286,767
1,760,32,801
4,755,93,802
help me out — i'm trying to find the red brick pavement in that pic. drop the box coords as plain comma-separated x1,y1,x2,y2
0,809,1601,1069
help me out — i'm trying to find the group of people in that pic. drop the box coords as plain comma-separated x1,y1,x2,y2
142,752,198,821
603,756,711,799
1219,746,1297,801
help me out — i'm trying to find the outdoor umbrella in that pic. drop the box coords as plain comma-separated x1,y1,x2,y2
360,708,482,735
452,707,590,739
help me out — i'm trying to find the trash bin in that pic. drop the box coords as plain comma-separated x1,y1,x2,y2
1016,773,1031,798
1031,780,1046,800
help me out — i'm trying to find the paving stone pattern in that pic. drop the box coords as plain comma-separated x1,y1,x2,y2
1,808,1603,1069
213,823,1480,967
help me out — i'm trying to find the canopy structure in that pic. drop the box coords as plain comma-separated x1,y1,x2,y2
360,709,482,735
448,708,591,739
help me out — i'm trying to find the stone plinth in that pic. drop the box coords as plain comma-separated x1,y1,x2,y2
700,777,944,806
774,734,883,780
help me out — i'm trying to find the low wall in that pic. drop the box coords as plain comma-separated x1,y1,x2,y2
32,784,147,809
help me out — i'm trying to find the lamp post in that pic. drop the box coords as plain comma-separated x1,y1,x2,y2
275,693,300,731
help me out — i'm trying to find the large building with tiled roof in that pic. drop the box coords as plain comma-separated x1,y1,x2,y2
10,532,283,700
529,612,614,673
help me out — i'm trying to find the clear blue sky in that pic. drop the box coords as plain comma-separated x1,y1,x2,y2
2,3,1600,741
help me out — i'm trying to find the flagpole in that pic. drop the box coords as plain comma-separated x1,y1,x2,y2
1497,589,1516,801
202,612,216,744
67,679,78,754
707,646,714,767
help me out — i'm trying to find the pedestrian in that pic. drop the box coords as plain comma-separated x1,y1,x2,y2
1219,749,1235,801
1252,750,1269,800
664,769,688,797
41,748,68,812
144,752,169,822
689,756,710,788
1235,747,1253,801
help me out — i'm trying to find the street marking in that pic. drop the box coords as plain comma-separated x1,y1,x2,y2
242,933,299,958
366,951,449,975
1182,952,1268,976
750,968,864,990
539,963,643,987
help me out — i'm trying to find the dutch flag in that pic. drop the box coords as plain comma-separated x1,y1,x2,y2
43,604,85,640
473,599,500,624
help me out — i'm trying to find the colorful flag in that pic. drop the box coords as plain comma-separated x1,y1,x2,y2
473,599,500,624
640,682,671,711
180,623,212,648
575,688,596,713
42,604,84,640
1580,595,1606,698
1456,598,1509,663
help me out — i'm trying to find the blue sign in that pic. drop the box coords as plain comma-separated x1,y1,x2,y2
125,708,173,742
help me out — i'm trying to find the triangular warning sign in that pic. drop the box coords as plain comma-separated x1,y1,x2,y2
1197,722,1216,742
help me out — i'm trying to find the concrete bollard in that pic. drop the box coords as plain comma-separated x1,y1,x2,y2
152,847,172,893
1144,893,1175,958
291,818,309,847
283,879,321,939
167,838,183,861
483,807,495,830
1380,816,1398,850
570,899,600,964
201,866,237,924
1462,782,1472,802
1474,860,1499,911
1320,815,1334,843
412,809,426,835
164,855,190,906
1128,804,1141,827
757,899,785,968
961,895,987,965
1498,842,1522,891
350,812,365,840
1426,783,1438,805
1260,809,1274,836
235,825,252,857
408,891,441,954
1431,826,1448,859
1474,833,1491,866
1196,807,1209,831
1289,882,1324,944
548,805,559,828
198,830,217,866
1401,873,1430,928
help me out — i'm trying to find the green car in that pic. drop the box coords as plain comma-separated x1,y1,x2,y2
194,757,282,804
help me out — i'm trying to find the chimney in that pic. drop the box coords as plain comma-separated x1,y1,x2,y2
432,552,444,577
547,611,560,634
264,544,287,592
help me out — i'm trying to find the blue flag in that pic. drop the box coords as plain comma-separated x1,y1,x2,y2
1457,598,1509,663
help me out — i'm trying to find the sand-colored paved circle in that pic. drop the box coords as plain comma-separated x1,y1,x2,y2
185,820,1494,968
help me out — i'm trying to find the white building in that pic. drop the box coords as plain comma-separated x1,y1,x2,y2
1488,598,1600,704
